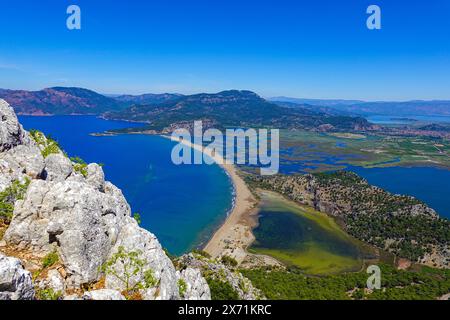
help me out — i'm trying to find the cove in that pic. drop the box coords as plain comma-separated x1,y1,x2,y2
18,115,233,256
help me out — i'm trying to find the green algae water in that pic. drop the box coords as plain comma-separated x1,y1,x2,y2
250,191,362,275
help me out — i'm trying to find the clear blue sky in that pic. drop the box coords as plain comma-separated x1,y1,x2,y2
0,0,449,100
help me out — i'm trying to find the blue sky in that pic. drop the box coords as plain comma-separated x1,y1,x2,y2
0,0,449,100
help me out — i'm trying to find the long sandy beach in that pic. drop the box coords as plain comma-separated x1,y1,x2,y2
164,135,258,262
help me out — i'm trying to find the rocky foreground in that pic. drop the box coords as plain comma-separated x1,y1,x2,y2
0,99,223,300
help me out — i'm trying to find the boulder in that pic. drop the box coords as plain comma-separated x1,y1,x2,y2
0,253,35,300
105,220,180,300
5,178,131,286
41,269,65,294
44,154,73,182
0,99,30,152
86,163,105,191
178,267,211,300
82,289,125,301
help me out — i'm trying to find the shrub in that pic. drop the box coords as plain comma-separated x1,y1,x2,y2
71,156,88,177
206,278,239,300
36,288,62,300
133,213,142,225
221,255,238,268
178,279,187,298
0,178,30,223
100,246,159,294
42,250,59,269
30,130,63,158
192,249,211,259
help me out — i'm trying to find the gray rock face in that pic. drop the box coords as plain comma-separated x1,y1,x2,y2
44,154,73,182
178,267,211,300
39,269,65,294
0,253,35,300
0,99,211,300
0,100,30,152
178,254,263,300
105,221,179,300
5,178,131,286
86,163,105,191
82,289,126,301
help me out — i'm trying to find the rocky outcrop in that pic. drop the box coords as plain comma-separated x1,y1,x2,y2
0,253,34,300
0,99,31,152
0,99,210,300
178,267,210,300
82,289,126,301
177,253,262,300
104,221,180,300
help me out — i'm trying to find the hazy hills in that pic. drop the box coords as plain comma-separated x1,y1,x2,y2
271,96,450,116
114,93,183,105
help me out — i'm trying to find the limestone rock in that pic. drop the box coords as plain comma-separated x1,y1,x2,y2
178,254,262,300
41,269,65,294
5,178,131,286
44,154,73,182
82,289,125,301
178,267,211,300
0,99,30,152
86,163,105,191
0,253,35,300
105,220,179,300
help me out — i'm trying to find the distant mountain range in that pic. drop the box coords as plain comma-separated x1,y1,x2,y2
270,96,450,116
114,93,183,105
104,90,375,132
3,87,449,133
0,87,125,115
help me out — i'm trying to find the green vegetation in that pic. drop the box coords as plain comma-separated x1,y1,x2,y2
100,246,158,293
221,255,238,268
248,172,450,263
105,91,372,132
133,213,142,225
0,178,30,223
42,250,59,269
70,156,88,177
242,264,450,300
206,277,240,300
30,129,63,158
35,288,63,301
276,130,450,172
178,279,187,297
192,249,211,259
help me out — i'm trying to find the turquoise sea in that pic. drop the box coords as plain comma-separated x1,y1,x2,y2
18,115,233,256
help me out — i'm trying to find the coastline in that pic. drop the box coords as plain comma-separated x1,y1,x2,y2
162,135,259,262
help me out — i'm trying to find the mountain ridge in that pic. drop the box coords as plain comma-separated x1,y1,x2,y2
270,96,450,116
104,90,376,132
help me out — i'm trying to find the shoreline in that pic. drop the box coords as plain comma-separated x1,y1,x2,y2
162,135,259,262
